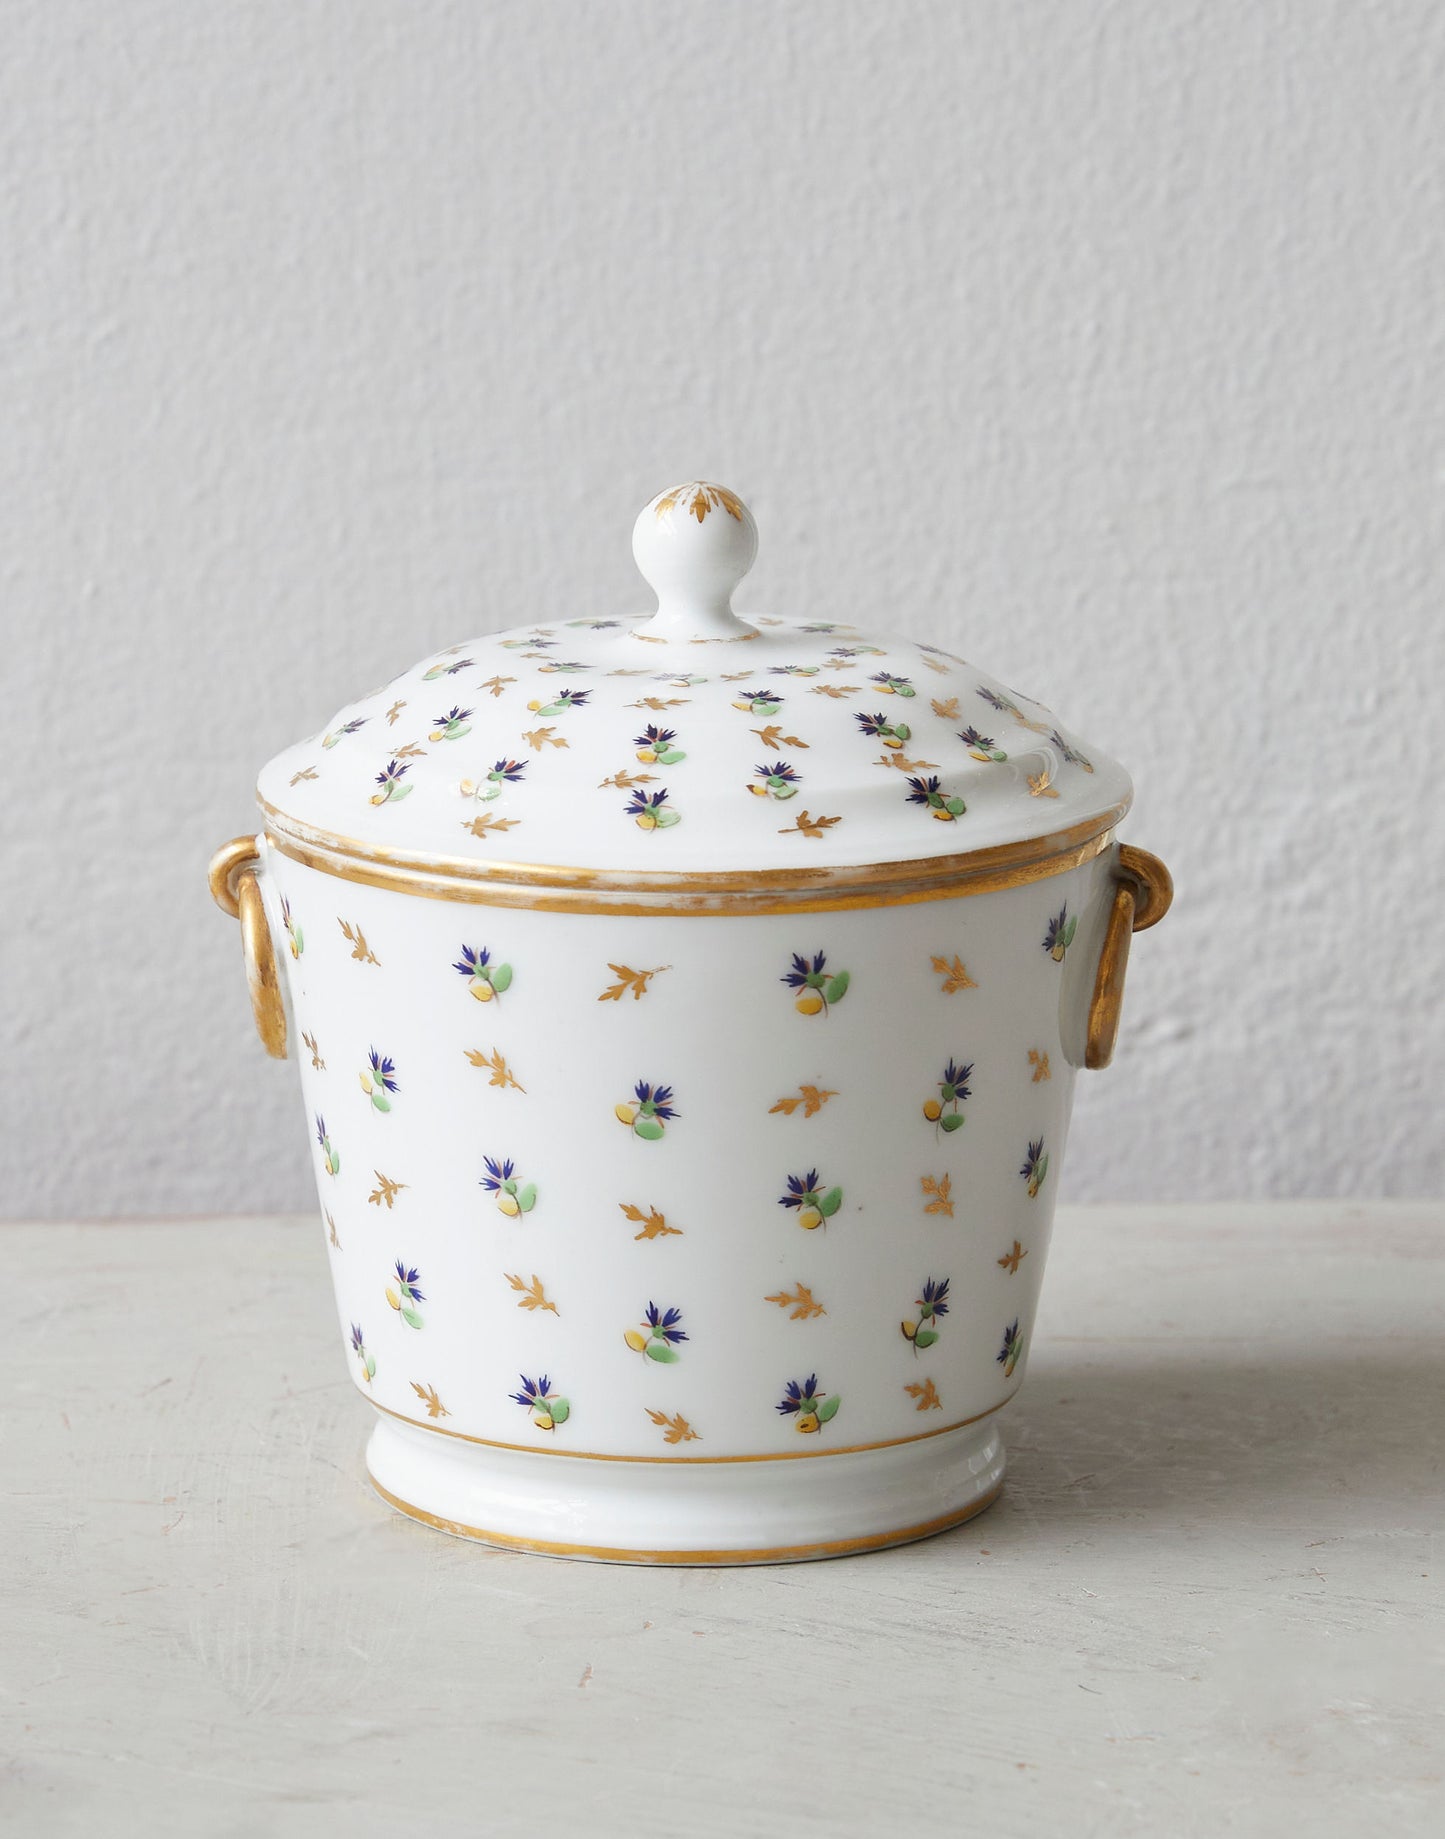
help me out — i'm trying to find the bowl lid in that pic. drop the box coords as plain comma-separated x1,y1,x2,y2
257,483,1132,883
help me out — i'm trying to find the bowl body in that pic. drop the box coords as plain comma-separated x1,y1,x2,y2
256,828,1121,1561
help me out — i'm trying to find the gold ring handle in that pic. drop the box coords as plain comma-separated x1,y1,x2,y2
1085,845,1172,1069
209,835,288,1059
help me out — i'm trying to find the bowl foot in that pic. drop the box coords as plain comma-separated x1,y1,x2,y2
364,1413,1007,1565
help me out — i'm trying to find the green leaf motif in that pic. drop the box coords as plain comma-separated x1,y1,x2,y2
634,1118,665,1140
401,1307,424,1330
645,1342,680,1363
817,1395,841,1422
914,1329,939,1350
1063,916,1077,948
825,970,850,1004
548,1398,570,1424
820,1187,843,1218
491,963,513,992
371,1093,391,1113
517,1184,538,1213
940,1113,965,1133
364,1354,377,1380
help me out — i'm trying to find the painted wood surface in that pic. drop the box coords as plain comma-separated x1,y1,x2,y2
3,1203,1441,1837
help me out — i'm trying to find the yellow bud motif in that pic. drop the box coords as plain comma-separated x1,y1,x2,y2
798,1206,823,1231
623,1329,648,1352
533,1412,554,1431
385,1286,401,1310
497,1192,521,1218
796,1412,820,1434
615,1102,638,1126
795,991,824,1016
923,1097,943,1121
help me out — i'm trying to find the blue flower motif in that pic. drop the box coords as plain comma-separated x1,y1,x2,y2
367,1049,399,1094
644,1303,688,1345
393,1260,424,1303
777,1374,819,1416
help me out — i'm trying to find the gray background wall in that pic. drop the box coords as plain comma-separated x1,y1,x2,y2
4,0,1441,1219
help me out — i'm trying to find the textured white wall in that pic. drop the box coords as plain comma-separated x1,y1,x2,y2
3,0,1442,1219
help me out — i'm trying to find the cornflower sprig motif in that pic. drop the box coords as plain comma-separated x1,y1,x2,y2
624,1303,688,1363
901,1277,950,1351
525,687,591,716
1021,1139,1049,1198
481,1156,537,1217
315,1114,340,1176
428,705,473,741
782,950,850,1015
906,774,966,821
958,725,1007,763
615,1081,678,1140
511,1373,570,1431
776,1374,840,1435
626,787,680,830
422,656,474,680
370,759,412,805
780,1169,843,1231
749,760,801,800
998,1319,1023,1377
322,717,367,748
460,758,527,803
923,1059,972,1133
634,725,686,765
359,1049,398,1113
731,686,783,716
350,1323,376,1382
385,1261,425,1330
855,710,911,749
454,944,513,1001
870,671,916,697
1043,906,1077,962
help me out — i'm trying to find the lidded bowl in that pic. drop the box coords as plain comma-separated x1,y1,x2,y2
209,481,1171,1564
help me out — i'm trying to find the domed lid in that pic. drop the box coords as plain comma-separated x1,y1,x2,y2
257,482,1131,888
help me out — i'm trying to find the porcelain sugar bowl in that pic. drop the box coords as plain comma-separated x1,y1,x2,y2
209,481,1171,1565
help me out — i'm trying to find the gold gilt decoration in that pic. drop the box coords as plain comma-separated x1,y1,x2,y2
338,919,380,965
461,813,520,839
368,1171,407,1209
521,726,569,750
765,1284,826,1322
998,1241,1028,1275
646,1409,700,1445
385,700,406,725
921,1174,954,1217
326,1209,340,1248
777,811,842,839
465,1046,525,1092
599,963,670,1002
905,1378,942,1412
811,682,860,699
1027,769,1060,799
629,696,689,711
654,482,745,524
621,1202,681,1241
478,675,515,698
410,1382,450,1420
302,1031,325,1070
931,954,977,994
752,725,810,750
1028,1048,1051,1082
876,751,937,774
930,696,959,720
597,770,656,791
393,742,427,760
505,1272,559,1315
922,656,952,675
289,766,319,786
769,1085,837,1118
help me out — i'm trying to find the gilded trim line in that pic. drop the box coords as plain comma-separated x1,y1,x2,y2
369,1475,1004,1563
366,1389,1015,1461
257,798,1128,917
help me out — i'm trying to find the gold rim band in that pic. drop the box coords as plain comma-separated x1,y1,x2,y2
367,1388,1014,1462
258,798,1130,916
369,1474,1003,1563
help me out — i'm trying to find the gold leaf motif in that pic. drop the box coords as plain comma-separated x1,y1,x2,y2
645,1408,700,1444
598,963,670,1002
302,1031,325,1071
385,700,406,725
720,669,755,681
289,766,319,785
877,752,938,773
461,813,521,837
1027,769,1060,798
1028,1048,1051,1083
751,725,810,750
653,482,744,525
632,632,666,645
606,668,653,677
505,1272,559,1315
905,1377,942,1412
765,1283,826,1321
620,1202,682,1241
393,742,427,759
930,697,959,720
465,1046,525,1092
521,725,569,750
479,675,515,698
628,696,689,710
822,657,855,670
368,1171,407,1209
931,954,977,994
922,656,952,675
997,1240,1028,1276
325,1209,340,1248
778,810,843,839
769,1085,838,1118
410,1382,450,1419
812,683,860,699
339,919,380,965
921,1173,954,1218
597,769,657,790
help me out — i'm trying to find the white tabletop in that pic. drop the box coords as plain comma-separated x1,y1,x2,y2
5,1203,1441,1837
